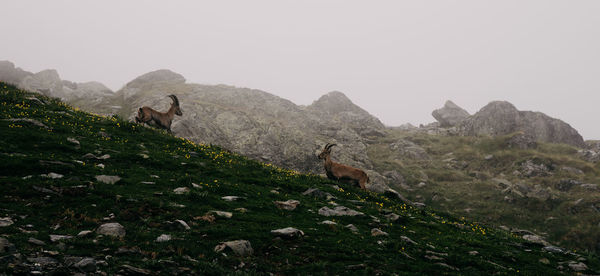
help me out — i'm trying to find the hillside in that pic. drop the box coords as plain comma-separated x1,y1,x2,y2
1,62,600,257
368,130,600,253
1,83,598,274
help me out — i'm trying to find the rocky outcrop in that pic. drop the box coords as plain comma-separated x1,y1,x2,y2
432,100,470,127
0,60,115,107
458,101,585,148
307,91,385,137
105,76,386,191
20,69,63,98
0,60,32,85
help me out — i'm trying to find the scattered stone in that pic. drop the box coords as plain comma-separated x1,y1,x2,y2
174,219,191,230
95,175,121,184
302,188,335,200
425,255,444,261
42,250,60,256
274,200,300,211
97,222,126,238
522,234,550,246
150,175,160,178
77,230,93,237
191,183,202,189
140,181,155,185
484,154,494,160
417,182,427,188
371,228,388,237
468,251,479,256
319,220,337,225
156,234,171,242
221,196,243,201
97,154,110,160
49,234,73,242
74,258,96,272
543,246,565,254
27,257,57,266
568,262,588,272
83,153,110,160
345,224,359,233
318,206,364,217
0,217,14,227
214,240,254,256
539,258,550,265
0,237,15,253
435,262,459,271
400,236,418,245
3,118,49,129
67,137,80,147
270,190,280,194
208,211,233,219
173,187,190,194
412,202,427,208
28,237,46,246
96,163,105,169
82,153,96,159
370,215,381,223
119,264,152,275
139,153,149,159
234,208,248,213
383,188,413,204
41,172,64,179
384,213,400,221
271,227,304,239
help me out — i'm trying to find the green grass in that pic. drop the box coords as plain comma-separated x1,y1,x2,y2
368,128,600,256
1,82,598,274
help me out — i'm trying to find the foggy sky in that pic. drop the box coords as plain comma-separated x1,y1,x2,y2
2,0,599,139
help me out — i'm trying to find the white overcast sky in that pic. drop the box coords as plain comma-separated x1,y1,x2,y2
2,1,599,139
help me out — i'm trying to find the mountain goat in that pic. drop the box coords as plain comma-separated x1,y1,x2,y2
318,143,369,190
135,94,182,133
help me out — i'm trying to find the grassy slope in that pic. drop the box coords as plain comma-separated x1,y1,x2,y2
368,129,600,253
0,82,598,275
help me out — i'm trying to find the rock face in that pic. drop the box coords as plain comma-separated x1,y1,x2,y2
458,101,585,148
432,100,470,127
0,60,115,109
20,69,63,98
102,72,389,191
0,60,32,85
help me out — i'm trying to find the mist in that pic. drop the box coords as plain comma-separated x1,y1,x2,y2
2,0,599,138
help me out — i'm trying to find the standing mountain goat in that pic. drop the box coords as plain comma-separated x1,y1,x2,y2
318,143,369,190
135,95,182,133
